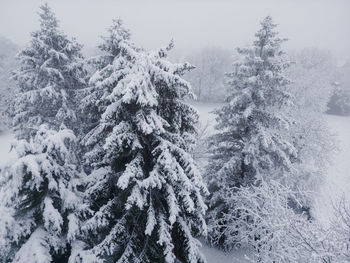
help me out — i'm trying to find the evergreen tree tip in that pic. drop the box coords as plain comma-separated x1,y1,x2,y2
38,3,59,30
110,18,131,40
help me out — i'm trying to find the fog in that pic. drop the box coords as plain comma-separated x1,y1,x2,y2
1,0,349,58
1,1,350,262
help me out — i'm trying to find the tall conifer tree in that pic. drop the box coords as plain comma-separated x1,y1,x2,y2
0,5,85,262
12,3,87,140
71,20,208,263
206,16,297,248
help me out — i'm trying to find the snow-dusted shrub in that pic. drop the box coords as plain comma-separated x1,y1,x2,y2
328,81,350,116
327,61,350,115
213,179,347,263
328,196,350,261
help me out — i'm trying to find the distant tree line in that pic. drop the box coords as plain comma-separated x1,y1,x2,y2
181,43,350,117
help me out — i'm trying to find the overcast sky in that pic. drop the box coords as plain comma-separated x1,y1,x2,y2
0,0,349,58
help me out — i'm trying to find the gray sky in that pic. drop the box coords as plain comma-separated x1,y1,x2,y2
0,0,349,58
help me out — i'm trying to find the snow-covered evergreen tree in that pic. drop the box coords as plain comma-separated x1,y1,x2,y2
79,19,133,137
0,125,84,262
71,20,208,263
0,5,86,262
12,3,87,140
206,16,297,247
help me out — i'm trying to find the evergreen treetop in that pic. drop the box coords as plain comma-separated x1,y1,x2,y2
209,16,296,188
13,3,87,140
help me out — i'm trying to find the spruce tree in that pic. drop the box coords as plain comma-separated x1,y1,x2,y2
206,16,297,248
0,125,83,262
71,20,208,263
12,3,87,140
0,4,85,262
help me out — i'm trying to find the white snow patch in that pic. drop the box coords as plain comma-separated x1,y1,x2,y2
200,241,250,263
0,132,15,167
314,114,350,226
189,101,221,132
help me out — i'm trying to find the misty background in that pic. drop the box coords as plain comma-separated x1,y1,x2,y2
1,0,350,60
0,1,350,262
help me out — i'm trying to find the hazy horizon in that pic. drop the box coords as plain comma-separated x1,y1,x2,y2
1,0,349,59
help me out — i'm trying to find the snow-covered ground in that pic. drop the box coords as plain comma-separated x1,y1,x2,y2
0,103,348,262
314,114,350,225
201,243,250,263
190,101,221,135
191,101,220,124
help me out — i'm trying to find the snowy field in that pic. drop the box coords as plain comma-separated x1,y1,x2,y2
200,243,250,263
0,103,349,262
314,114,350,225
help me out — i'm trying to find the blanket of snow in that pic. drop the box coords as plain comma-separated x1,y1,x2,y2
314,114,350,225
200,243,250,263
191,101,219,131
0,103,348,262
